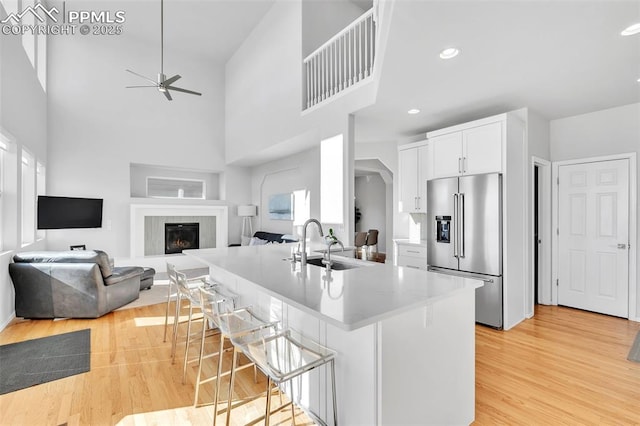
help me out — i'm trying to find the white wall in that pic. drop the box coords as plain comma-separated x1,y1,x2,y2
302,0,369,57
355,174,386,253
251,147,321,238
0,12,48,330
550,102,640,318
46,31,228,257
225,0,304,164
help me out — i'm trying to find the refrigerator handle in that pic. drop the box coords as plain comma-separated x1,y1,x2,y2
459,193,465,258
453,193,458,258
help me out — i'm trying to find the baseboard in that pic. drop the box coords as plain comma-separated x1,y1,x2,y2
0,311,16,333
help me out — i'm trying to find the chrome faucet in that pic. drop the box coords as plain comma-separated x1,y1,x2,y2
322,235,344,270
298,218,324,265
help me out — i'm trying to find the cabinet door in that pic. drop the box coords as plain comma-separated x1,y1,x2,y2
431,132,463,178
462,121,502,175
417,145,429,211
398,148,418,213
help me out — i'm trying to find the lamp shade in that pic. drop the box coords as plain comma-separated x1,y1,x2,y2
237,205,257,217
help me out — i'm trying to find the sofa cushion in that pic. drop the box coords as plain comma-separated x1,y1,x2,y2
13,250,114,278
104,266,144,286
93,250,113,278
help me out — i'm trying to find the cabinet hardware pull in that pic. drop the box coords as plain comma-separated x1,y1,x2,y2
458,157,462,174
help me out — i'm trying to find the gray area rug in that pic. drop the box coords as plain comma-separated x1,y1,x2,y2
117,267,210,311
628,330,640,362
0,329,90,394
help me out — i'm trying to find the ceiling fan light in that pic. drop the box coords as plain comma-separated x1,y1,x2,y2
621,22,640,36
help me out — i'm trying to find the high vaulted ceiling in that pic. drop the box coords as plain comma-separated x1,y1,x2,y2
355,0,640,142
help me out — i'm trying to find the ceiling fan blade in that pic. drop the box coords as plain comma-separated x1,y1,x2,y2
166,85,202,96
126,85,158,88
126,69,157,85
163,90,173,101
163,74,181,86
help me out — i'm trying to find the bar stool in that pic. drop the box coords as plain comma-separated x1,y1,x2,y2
198,286,279,426
173,270,223,384
230,328,338,426
164,262,209,344
193,284,237,406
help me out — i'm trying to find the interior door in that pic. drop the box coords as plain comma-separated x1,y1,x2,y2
558,159,629,317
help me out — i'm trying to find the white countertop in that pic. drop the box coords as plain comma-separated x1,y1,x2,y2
184,244,482,331
394,238,427,247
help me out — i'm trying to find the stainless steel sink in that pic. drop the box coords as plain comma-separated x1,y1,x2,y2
304,257,361,270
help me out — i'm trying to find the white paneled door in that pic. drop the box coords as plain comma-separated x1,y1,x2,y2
558,159,630,317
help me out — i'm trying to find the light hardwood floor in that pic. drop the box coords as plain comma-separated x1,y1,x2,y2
1,303,639,425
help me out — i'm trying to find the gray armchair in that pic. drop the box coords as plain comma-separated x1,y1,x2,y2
9,250,143,319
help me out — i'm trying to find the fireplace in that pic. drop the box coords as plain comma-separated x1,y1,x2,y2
165,223,200,254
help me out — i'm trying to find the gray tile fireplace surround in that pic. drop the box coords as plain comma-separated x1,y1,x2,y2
144,216,216,256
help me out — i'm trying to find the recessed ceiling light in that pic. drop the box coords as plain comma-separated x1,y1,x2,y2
621,22,640,36
408,108,420,115
439,47,460,59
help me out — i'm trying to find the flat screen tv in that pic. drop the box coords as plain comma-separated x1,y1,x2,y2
37,196,103,229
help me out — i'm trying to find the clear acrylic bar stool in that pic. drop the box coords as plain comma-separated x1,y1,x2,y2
194,284,238,406
231,328,338,426
198,286,279,426
165,262,209,349
173,270,223,384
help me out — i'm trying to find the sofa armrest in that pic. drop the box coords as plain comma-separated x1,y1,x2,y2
9,262,105,318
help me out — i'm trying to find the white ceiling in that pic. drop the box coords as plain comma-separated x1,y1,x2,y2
44,0,640,146
354,0,640,143
60,0,276,63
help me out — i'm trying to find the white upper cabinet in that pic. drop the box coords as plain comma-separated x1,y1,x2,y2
463,121,502,175
398,141,430,213
429,119,503,179
431,132,463,178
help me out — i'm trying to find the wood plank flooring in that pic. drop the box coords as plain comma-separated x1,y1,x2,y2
1,303,639,425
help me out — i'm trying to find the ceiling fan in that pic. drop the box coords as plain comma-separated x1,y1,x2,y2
125,0,201,101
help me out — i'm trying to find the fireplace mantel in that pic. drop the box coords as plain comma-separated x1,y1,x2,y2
130,202,228,258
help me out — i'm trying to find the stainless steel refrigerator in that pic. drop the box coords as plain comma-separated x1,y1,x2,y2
427,173,503,329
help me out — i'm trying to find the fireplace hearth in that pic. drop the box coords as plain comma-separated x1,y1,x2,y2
165,223,200,254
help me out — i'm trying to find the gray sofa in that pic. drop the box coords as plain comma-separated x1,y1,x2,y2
9,250,144,319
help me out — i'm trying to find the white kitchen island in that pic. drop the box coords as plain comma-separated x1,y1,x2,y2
185,244,482,425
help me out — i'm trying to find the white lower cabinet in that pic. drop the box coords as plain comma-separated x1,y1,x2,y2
395,240,427,270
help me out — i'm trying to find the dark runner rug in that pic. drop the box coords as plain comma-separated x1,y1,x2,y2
628,330,640,362
0,329,90,394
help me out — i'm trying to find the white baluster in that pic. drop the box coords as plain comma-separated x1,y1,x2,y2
351,27,355,85
364,17,368,77
306,61,310,109
358,22,363,81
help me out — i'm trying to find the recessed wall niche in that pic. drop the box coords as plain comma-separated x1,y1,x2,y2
130,163,220,200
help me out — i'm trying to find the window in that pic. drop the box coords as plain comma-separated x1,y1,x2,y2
0,136,7,251
36,161,46,240
21,0,36,69
320,134,344,224
37,32,46,91
21,150,35,246
146,177,206,199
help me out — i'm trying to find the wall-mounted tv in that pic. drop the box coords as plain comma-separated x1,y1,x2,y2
37,196,103,229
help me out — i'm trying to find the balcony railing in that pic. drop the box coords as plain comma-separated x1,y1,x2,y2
303,7,376,110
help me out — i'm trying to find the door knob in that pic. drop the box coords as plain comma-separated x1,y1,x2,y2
617,243,627,249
